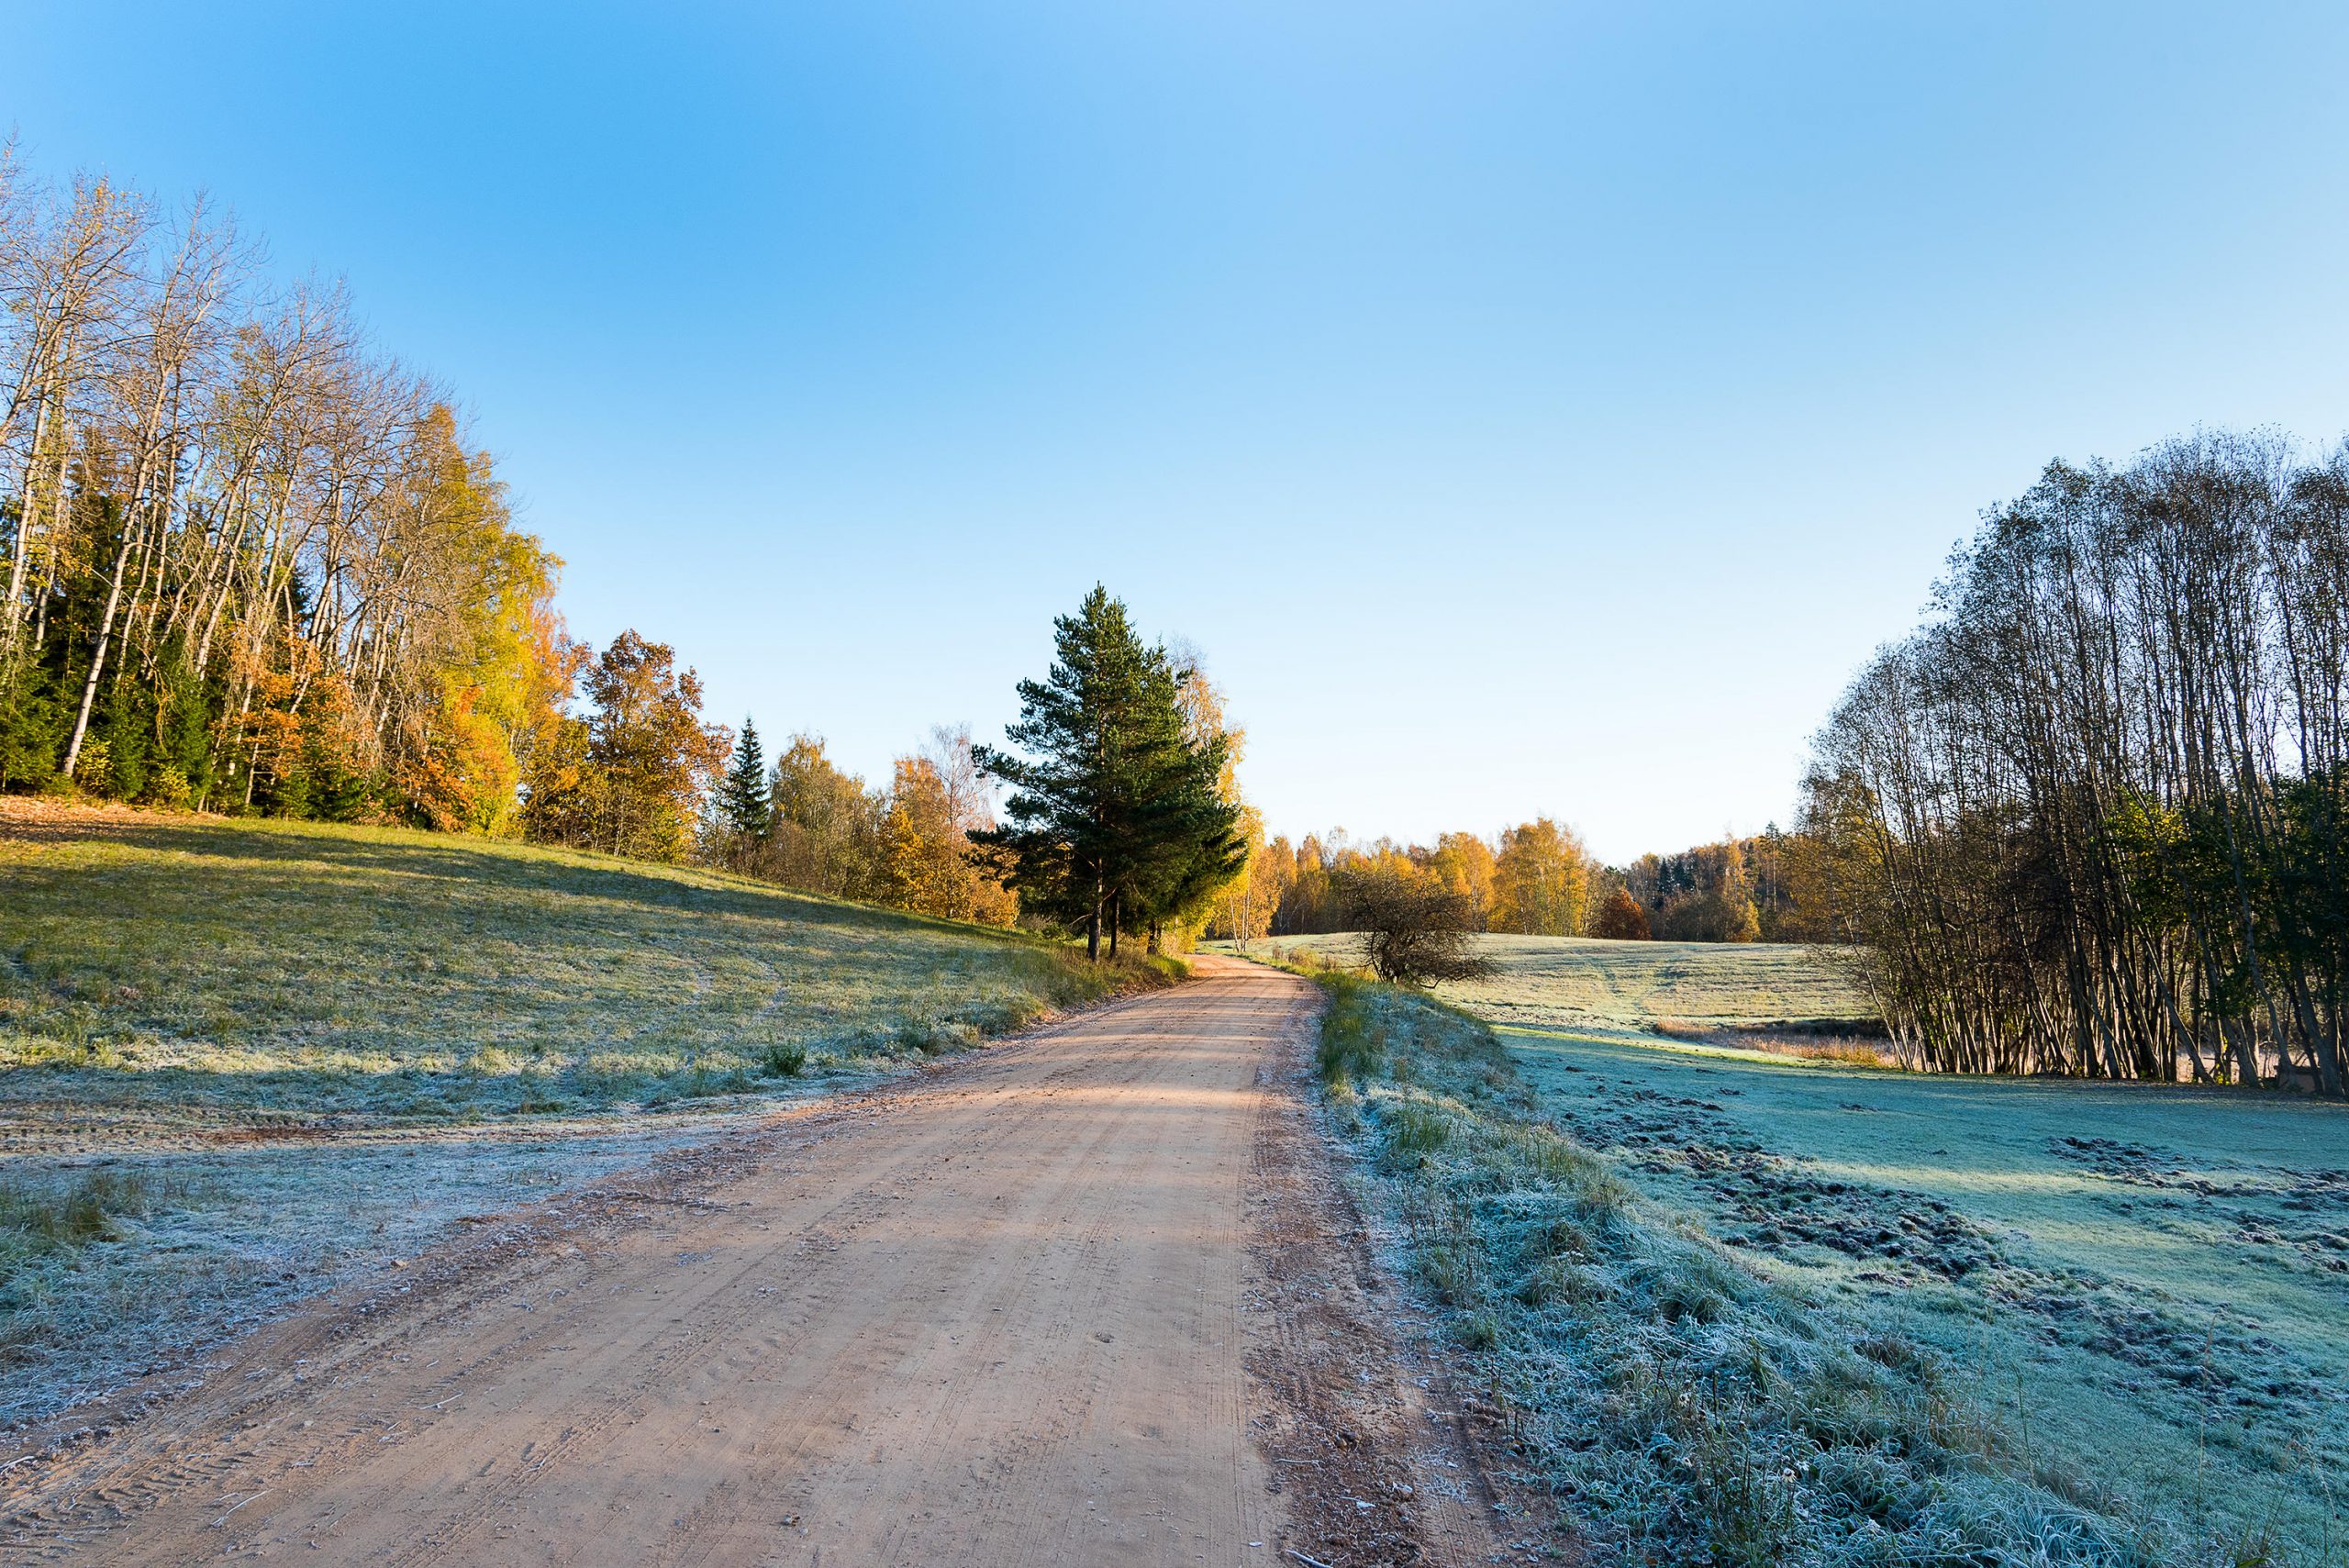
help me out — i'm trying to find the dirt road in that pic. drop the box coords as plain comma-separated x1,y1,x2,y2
3,957,1509,1565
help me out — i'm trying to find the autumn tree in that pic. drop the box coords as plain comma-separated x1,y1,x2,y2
1592,885,1653,940
1425,831,1497,929
1491,817,1590,936
523,631,727,861
1275,833,1345,934
383,407,577,832
1208,809,1290,943
876,728,1017,924
753,733,885,899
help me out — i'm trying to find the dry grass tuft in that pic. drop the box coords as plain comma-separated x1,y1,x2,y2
1651,1017,1899,1068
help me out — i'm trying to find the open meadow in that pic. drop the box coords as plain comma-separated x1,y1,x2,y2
0,802,1158,1429
1251,930,1877,1037
1276,933,2346,1562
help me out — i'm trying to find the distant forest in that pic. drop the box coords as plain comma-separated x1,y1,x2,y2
1207,822,1817,946
9,160,2343,1090
0,153,1017,929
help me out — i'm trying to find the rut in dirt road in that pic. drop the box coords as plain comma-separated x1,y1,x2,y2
1,957,1514,1566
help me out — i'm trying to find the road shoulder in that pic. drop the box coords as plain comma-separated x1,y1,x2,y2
1236,961,1531,1568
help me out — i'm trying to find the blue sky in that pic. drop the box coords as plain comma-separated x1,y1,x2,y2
12,3,2349,860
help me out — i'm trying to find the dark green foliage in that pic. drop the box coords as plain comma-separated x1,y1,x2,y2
150,636,217,802
302,743,378,823
974,586,1241,959
719,717,771,840
0,537,234,808
0,654,65,792
93,671,150,802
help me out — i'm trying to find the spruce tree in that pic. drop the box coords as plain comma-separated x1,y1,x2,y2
718,718,771,840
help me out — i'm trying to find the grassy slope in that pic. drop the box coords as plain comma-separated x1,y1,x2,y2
1290,935,2342,1562
0,802,1147,1131
0,802,1166,1429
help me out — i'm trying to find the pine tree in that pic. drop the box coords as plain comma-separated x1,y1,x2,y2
718,717,771,840
974,586,1241,961
1117,659,1245,951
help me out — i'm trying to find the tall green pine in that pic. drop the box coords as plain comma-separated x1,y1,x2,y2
975,587,1241,960
718,718,771,839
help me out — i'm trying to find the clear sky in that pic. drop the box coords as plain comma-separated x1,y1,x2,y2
12,3,2349,861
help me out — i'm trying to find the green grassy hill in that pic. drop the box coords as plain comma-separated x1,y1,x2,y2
0,802,1158,1429
1,802,1146,1138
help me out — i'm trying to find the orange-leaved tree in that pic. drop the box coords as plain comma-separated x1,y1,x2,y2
523,631,727,861
1591,885,1653,940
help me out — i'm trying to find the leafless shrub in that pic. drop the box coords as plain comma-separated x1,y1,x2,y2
1337,863,1495,987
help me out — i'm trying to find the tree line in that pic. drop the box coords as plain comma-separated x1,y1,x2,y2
0,151,601,828
1798,430,2347,1095
1207,819,1815,946
0,162,1241,952
700,720,1019,925
0,150,823,878
0,153,963,896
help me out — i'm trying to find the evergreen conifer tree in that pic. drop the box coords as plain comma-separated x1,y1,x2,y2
975,587,1242,960
718,718,772,840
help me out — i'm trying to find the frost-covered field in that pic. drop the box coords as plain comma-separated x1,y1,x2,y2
1497,1007,2348,1559
0,803,1154,1432
1271,932,2344,1558
1251,931,1877,1035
